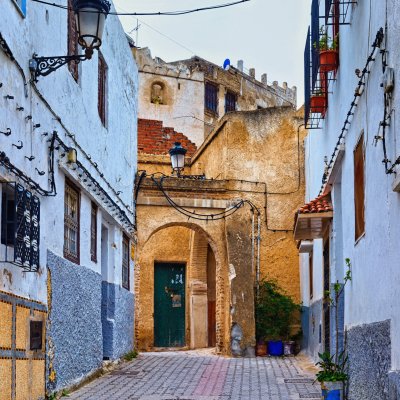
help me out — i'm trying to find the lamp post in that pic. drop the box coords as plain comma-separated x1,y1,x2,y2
169,142,187,177
29,0,111,81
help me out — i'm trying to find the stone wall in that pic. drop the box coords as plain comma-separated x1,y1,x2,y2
101,282,135,360
47,251,103,391
347,320,391,400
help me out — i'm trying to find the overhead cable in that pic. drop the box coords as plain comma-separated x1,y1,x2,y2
30,0,251,16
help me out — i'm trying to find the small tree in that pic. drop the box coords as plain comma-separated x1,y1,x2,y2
316,258,352,383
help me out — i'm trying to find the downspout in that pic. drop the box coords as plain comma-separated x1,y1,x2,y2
256,212,261,295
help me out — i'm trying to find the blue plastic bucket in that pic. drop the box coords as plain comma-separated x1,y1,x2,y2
267,340,284,356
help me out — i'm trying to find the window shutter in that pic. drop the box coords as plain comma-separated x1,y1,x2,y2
354,134,365,240
98,55,107,125
68,0,79,81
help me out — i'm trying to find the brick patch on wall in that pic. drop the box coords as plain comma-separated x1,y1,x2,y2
138,118,197,156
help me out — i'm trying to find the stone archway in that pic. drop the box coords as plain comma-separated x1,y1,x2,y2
134,176,258,355
135,224,224,352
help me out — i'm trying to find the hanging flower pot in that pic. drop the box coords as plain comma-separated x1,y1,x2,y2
320,50,339,72
310,94,327,114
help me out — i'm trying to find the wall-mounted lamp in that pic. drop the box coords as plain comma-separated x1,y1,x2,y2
169,142,187,177
67,148,78,164
29,0,111,81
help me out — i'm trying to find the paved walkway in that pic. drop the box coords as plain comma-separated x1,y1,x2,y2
69,350,320,400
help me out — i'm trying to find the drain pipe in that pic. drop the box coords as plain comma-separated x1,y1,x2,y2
256,212,261,296
251,209,255,277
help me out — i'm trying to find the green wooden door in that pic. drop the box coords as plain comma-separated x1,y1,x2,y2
154,263,186,347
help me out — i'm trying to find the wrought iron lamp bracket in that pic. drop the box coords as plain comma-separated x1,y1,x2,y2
29,52,89,82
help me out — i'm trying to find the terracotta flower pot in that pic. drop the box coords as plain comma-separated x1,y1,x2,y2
320,50,339,72
310,95,326,114
256,343,267,357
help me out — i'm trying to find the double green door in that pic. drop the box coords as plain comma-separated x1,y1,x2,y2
154,263,186,347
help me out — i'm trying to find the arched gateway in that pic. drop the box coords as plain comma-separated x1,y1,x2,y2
134,176,260,355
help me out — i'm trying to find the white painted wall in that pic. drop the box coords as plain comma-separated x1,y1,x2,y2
301,0,400,369
135,48,205,147
0,0,137,303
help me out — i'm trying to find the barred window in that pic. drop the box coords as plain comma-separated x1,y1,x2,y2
205,82,218,113
225,91,236,113
90,202,97,262
0,182,40,272
64,180,80,264
122,234,130,290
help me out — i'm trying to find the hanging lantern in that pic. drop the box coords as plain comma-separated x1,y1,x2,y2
169,142,187,176
73,0,111,58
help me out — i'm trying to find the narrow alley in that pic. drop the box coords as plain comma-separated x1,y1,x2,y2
69,351,320,400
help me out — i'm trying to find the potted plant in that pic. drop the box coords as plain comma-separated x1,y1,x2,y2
310,90,327,114
317,28,339,72
255,279,300,357
316,259,352,399
316,351,348,400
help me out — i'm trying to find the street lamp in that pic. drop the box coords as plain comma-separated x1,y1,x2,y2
29,0,111,81
169,142,187,177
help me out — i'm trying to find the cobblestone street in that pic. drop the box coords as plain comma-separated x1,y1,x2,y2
69,351,320,400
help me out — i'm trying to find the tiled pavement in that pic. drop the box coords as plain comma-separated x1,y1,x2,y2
68,351,320,400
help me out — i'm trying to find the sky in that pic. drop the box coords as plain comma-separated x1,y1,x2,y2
112,0,312,106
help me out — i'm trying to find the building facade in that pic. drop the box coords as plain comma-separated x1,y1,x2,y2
0,0,137,398
134,47,297,146
297,0,400,399
135,107,306,355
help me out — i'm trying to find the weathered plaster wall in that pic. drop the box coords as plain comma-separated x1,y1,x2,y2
136,107,306,354
191,108,306,302
135,48,205,147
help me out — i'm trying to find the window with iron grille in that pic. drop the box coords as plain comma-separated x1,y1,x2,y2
30,320,43,350
205,82,218,114
122,234,130,290
0,182,40,272
90,202,97,262
354,133,365,241
67,0,79,81
225,91,236,113
64,179,80,264
98,53,107,126
1,185,16,246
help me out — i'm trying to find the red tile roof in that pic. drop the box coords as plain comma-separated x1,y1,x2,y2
138,119,197,157
298,193,333,214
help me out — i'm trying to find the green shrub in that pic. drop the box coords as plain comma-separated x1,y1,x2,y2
255,279,301,341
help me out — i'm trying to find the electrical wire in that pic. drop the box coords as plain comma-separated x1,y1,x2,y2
30,0,250,16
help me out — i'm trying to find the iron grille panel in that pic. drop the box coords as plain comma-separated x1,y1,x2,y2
0,182,40,272
31,195,40,270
